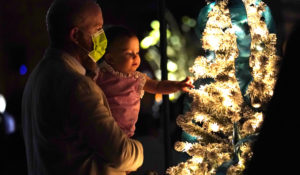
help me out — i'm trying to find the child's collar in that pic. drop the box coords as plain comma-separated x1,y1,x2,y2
99,60,138,78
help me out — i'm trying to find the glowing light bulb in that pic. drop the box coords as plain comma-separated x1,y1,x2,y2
210,123,220,132
252,103,261,108
192,157,203,164
206,35,220,49
141,36,155,49
189,165,198,171
183,143,192,152
167,60,178,72
168,73,177,81
0,94,6,113
248,6,257,14
228,71,235,77
255,112,263,122
253,27,266,35
228,55,235,61
169,93,175,101
253,62,261,70
223,97,233,107
149,30,160,40
194,65,206,77
255,44,264,51
198,85,206,91
150,20,160,30
197,136,203,140
251,113,263,129
195,114,205,122
238,158,245,168
209,168,216,173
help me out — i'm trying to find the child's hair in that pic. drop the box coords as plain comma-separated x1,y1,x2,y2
104,25,137,52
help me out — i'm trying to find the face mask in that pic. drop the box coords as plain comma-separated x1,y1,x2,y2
88,29,107,62
78,29,107,63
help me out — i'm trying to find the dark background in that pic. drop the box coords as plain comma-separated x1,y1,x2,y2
0,0,299,174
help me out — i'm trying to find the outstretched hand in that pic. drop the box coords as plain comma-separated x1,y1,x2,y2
177,77,195,92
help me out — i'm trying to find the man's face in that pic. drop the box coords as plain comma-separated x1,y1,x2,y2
77,3,103,52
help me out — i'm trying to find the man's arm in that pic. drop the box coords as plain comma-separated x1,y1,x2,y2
70,77,143,172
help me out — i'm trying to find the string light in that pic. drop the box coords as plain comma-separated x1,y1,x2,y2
210,123,220,132
0,94,6,113
195,114,205,122
167,0,279,174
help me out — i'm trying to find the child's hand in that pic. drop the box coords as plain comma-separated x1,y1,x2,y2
177,77,195,92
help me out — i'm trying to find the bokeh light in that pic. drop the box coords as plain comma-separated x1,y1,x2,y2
19,64,28,75
0,94,6,113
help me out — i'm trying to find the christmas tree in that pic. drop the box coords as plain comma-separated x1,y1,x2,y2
166,0,280,174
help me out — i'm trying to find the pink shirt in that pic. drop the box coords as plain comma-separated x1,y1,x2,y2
96,61,146,137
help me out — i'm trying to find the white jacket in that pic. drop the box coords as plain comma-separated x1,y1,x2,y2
22,48,143,175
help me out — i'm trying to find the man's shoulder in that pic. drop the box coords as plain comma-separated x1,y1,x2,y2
71,71,105,96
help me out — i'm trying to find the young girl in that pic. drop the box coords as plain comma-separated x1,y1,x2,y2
96,26,194,137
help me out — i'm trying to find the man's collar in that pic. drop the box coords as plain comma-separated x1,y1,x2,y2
46,48,86,75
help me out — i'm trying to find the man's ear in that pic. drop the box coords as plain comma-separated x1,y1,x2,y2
69,27,80,44
104,53,114,64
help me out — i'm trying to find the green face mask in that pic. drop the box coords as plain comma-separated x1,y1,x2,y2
88,29,107,62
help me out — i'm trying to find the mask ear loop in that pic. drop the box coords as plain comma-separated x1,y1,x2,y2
75,29,107,62
76,29,104,52
77,42,91,54
74,29,94,55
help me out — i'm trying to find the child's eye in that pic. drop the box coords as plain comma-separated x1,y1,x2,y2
124,51,139,57
125,52,134,56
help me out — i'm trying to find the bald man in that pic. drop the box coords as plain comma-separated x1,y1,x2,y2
21,0,143,174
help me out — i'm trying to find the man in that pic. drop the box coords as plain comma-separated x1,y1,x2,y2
22,0,143,174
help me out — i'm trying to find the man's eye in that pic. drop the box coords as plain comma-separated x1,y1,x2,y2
95,28,102,33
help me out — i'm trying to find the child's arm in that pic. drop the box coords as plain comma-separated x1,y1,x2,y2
143,76,194,94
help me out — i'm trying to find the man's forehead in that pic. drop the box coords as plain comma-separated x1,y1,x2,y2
79,3,103,28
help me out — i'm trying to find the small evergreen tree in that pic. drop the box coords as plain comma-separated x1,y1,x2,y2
167,0,280,174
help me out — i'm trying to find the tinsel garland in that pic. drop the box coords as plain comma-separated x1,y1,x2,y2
166,0,280,174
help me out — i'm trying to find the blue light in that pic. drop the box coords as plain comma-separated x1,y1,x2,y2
3,112,16,134
208,2,216,10
19,64,27,75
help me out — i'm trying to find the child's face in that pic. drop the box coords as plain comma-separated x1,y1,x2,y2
106,36,140,74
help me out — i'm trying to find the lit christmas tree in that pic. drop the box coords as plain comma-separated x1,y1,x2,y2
166,0,280,174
